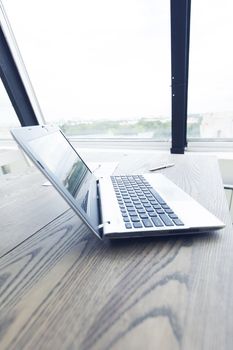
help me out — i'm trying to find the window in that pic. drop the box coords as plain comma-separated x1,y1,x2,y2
188,0,233,140
2,0,171,140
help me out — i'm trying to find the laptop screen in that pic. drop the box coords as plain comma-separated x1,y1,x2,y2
28,130,99,229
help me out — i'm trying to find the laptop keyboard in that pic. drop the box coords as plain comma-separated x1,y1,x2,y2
111,175,184,230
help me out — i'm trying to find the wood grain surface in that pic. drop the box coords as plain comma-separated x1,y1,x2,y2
0,153,232,350
0,167,69,258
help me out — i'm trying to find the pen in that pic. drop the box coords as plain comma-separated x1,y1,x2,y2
149,163,175,172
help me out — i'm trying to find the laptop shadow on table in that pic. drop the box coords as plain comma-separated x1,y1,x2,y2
100,230,222,252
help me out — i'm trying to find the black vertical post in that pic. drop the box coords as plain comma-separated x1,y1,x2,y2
0,25,39,126
184,0,191,147
170,0,191,154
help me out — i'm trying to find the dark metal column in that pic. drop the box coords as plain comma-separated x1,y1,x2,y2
0,25,39,126
170,0,191,154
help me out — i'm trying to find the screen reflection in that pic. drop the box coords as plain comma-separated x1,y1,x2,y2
29,131,96,218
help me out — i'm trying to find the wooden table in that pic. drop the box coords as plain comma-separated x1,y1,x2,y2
0,151,232,350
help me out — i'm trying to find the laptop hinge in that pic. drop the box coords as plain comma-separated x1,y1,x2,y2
97,221,110,229
96,179,104,233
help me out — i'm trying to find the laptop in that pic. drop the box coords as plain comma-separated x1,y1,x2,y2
11,125,225,240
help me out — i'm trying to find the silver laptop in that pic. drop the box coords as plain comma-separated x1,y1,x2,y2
11,125,224,239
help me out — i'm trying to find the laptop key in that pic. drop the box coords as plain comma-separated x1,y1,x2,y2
143,191,150,195
138,209,146,214
129,211,137,216
124,217,130,222
142,219,153,227
133,222,143,228
168,213,178,219
146,207,154,212
149,190,166,205
125,223,132,229
132,198,140,203
165,209,174,214
159,214,174,226
151,217,164,227
131,217,140,222
122,195,130,199
156,209,164,214
149,212,157,217
140,214,149,219
173,218,184,226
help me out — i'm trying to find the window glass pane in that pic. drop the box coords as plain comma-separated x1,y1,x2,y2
0,79,30,176
3,0,171,139
188,0,233,139
0,79,20,139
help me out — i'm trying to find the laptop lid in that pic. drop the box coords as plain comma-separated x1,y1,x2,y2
11,125,102,239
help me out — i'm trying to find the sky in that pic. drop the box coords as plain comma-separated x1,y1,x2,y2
1,0,233,125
